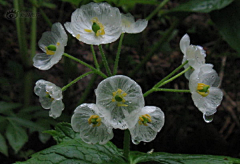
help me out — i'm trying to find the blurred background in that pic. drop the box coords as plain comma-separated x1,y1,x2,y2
0,0,240,163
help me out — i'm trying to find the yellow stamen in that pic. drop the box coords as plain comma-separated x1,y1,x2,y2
197,83,210,97
91,17,105,37
76,34,80,39
84,29,92,33
45,47,55,55
138,114,152,126
56,42,60,46
112,89,128,107
88,115,101,127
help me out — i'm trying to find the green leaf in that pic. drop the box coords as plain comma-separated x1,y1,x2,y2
6,122,28,153
0,101,22,114
16,123,125,164
210,1,240,54
169,0,234,13
130,151,240,164
0,133,8,156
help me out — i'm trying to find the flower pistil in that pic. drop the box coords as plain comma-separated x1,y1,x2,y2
112,89,128,107
45,42,60,55
88,115,101,127
197,83,210,97
84,17,105,37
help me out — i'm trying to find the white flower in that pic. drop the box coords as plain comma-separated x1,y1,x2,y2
64,2,122,45
180,34,206,79
125,106,165,144
95,75,144,130
33,22,67,70
71,103,113,144
189,64,223,122
121,13,148,33
34,79,64,119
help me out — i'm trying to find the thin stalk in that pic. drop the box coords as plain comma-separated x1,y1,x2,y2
113,33,124,75
62,71,94,92
123,130,130,162
91,45,100,70
130,19,179,77
30,0,37,59
154,88,190,93
63,53,107,78
157,66,191,88
146,0,170,20
39,8,52,27
154,60,188,88
98,45,112,76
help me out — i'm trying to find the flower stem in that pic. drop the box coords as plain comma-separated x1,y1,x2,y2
143,66,192,97
98,45,112,76
91,45,100,70
146,0,170,20
157,66,192,88
63,53,107,79
123,129,130,162
61,71,94,92
113,33,124,75
154,60,188,88
154,88,190,93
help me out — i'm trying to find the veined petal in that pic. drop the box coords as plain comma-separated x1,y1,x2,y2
180,34,190,55
50,100,64,119
51,22,68,46
39,96,52,109
71,103,113,144
38,32,59,52
33,53,53,70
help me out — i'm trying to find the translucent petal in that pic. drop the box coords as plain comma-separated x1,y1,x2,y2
38,32,59,52
51,22,68,46
71,103,113,144
50,100,64,119
121,13,148,33
34,79,48,96
39,96,52,109
95,75,144,129
46,83,63,100
180,34,190,55
68,2,122,45
33,53,53,70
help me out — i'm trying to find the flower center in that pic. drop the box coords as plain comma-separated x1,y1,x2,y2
112,89,128,107
84,17,105,37
197,83,210,97
138,114,152,126
46,92,54,101
45,42,60,55
88,115,101,127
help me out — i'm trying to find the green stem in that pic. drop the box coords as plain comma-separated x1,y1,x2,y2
30,0,37,59
91,45,100,70
62,71,94,92
143,66,191,97
154,88,190,93
63,53,107,78
113,33,124,75
146,0,170,20
129,19,179,77
157,66,191,88
154,60,188,88
123,130,130,162
98,45,112,76
39,8,52,27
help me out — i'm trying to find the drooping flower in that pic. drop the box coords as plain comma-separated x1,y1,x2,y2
34,79,64,119
121,13,148,33
125,106,165,144
95,75,145,130
71,103,113,144
33,22,67,70
189,64,223,122
64,2,122,45
180,34,206,79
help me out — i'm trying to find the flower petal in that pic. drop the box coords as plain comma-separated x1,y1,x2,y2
180,34,190,55
50,100,64,119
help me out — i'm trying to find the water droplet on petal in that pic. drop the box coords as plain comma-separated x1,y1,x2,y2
203,114,214,123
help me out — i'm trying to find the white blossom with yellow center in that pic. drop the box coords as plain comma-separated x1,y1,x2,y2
180,34,206,79
64,2,122,45
121,13,148,33
95,75,145,130
71,103,113,145
125,106,165,144
34,79,64,119
189,64,223,122
33,23,67,70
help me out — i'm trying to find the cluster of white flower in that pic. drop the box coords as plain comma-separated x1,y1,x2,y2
72,75,165,145
180,34,223,122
